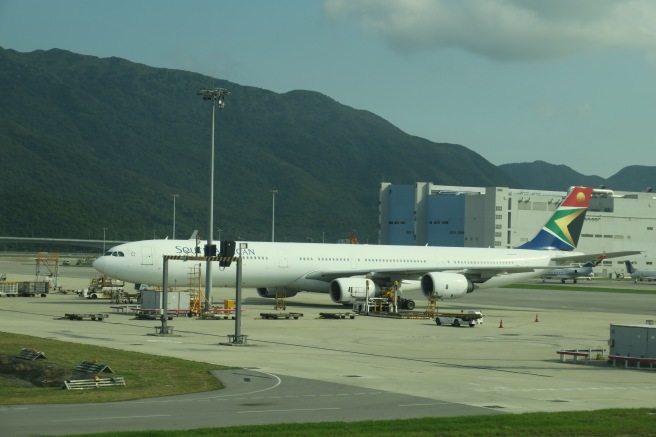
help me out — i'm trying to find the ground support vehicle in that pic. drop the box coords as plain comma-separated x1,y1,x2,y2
81,276,125,299
352,294,416,314
260,312,303,320
319,312,356,319
0,282,19,297
435,311,484,327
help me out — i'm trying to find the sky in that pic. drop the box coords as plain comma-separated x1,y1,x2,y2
1,0,656,178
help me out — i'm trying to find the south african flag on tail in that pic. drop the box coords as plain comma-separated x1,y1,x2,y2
518,186,592,251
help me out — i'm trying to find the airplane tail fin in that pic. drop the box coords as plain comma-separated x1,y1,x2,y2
624,260,635,274
517,186,592,251
582,255,606,268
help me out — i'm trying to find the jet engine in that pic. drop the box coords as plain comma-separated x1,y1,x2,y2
329,278,379,304
421,272,474,299
256,288,298,298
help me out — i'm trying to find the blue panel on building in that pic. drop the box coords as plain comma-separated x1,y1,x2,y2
387,185,416,245
427,195,465,247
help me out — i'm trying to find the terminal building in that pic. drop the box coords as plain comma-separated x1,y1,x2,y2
378,183,656,278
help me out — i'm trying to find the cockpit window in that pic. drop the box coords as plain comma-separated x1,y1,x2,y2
104,251,112,256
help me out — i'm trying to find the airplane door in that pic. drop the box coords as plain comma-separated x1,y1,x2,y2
141,246,153,265
278,250,288,268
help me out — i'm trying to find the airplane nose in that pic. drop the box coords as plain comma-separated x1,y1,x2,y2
92,256,106,273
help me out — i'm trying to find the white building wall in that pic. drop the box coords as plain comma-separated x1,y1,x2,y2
379,183,656,276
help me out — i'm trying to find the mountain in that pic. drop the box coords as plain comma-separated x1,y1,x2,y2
499,161,605,191
500,161,656,192
607,166,656,192
0,47,518,247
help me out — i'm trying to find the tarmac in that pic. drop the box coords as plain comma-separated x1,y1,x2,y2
1,258,656,434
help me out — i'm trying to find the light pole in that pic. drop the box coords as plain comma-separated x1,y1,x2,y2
270,189,278,242
217,228,223,242
172,193,179,239
197,87,229,311
102,227,108,254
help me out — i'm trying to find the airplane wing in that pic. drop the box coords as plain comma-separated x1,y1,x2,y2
304,250,641,285
550,251,642,265
304,268,423,283
304,264,565,284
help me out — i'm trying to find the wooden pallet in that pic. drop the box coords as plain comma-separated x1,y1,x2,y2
16,348,46,361
75,361,114,374
63,376,126,390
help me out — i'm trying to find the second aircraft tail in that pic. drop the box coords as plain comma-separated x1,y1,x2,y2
624,260,636,274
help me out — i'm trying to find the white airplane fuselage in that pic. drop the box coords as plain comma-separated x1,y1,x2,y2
631,270,656,281
542,266,594,281
93,239,572,297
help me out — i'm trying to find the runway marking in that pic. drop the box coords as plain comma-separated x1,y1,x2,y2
474,385,656,393
398,402,454,407
237,407,340,414
133,370,283,403
250,339,552,378
146,339,184,344
54,414,171,422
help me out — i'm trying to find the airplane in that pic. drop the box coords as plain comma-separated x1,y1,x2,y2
624,260,656,282
93,187,639,307
541,255,606,283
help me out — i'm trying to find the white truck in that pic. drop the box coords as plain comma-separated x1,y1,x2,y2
435,311,484,327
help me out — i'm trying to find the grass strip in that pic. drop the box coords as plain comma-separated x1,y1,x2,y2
2,333,655,436
503,283,656,294
68,408,656,436
0,331,227,404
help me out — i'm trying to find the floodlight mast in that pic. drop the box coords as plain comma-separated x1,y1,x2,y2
197,87,229,312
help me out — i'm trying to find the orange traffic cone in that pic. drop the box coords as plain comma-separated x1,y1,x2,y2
499,319,503,328
535,313,539,322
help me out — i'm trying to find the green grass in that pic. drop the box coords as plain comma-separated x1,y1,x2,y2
0,332,227,404
2,333,655,436
504,282,656,294
65,408,656,436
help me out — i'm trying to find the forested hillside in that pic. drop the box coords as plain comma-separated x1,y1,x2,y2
0,48,518,246
500,161,656,192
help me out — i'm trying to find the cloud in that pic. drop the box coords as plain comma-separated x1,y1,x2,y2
324,0,656,60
